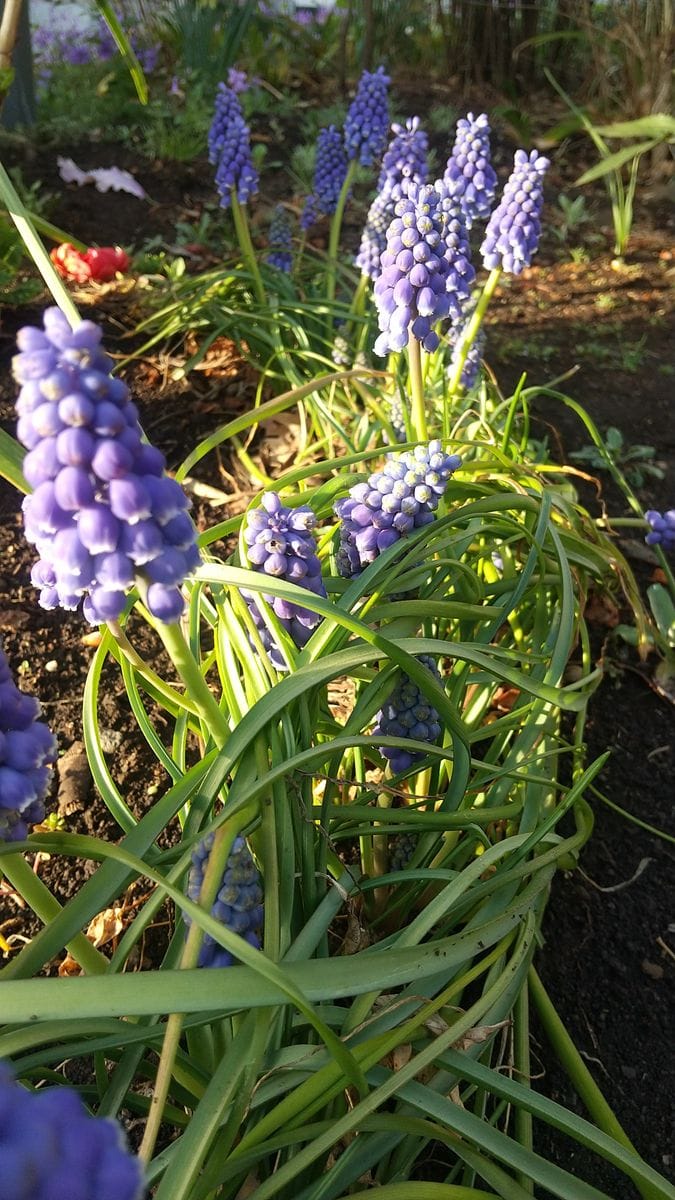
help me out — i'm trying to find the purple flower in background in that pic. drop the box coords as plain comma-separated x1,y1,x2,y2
208,83,259,208
300,192,318,230
0,640,57,842
645,509,675,553
227,66,249,94
344,66,391,167
372,181,473,356
185,833,264,968
0,1061,144,1199
13,308,200,625
313,125,349,216
447,297,485,390
267,205,294,273
384,394,408,444
377,116,429,200
242,492,326,669
443,112,497,229
480,149,549,275
356,189,394,280
374,654,443,774
334,440,461,578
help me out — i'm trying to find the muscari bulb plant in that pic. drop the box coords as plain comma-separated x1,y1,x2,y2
0,57,673,1200
0,640,57,841
444,111,498,229
266,204,294,273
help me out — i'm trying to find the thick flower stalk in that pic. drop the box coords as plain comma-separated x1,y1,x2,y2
0,641,57,842
312,125,349,216
208,82,259,208
243,492,326,668
372,181,474,356
480,149,550,274
343,66,391,167
377,116,429,200
334,440,461,577
266,205,293,273
0,1061,144,1199
645,509,675,553
185,833,264,968
443,112,497,229
374,655,443,774
14,308,200,625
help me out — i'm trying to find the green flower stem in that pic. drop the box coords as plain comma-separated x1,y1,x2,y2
325,159,358,319
447,266,502,398
408,337,428,442
144,614,230,750
0,158,80,327
513,983,534,1194
0,851,109,974
106,619,202,721
230,191,266,307
528,966,663,1200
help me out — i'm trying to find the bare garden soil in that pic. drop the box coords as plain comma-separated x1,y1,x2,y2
0,132,673,1193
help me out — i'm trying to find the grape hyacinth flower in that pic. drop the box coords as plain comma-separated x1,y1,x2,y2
372,181,474,356
14,308,201,625
344,66,391,167
0,641,57,842
377,116,429,200
443,112,497,229
300,193,318,231
645,509,675,553
313,125,349,216
481,149,550,275
0,1061,144,1199
208,83,259,208
185,833,264,968
448,301,486,391
243,493,326,669
334,440,461,578
373,655,443,774
355,189,394,280
267,205,293,273
384,394,407,444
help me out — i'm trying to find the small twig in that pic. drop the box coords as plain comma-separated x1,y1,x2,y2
578,856,652,894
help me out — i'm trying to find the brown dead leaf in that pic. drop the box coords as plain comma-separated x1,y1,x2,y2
454,1019,510,1051
58,952,82,976
584,591,620,628
86,906,125,949
81,630,103,648
449,1084,465,1108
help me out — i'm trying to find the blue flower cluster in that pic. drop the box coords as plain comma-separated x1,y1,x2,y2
481,149,549,274
14,309,200,625
267,205,293,273
344,66,391,166
209,82,258,208
185,833,264,968
0,1061,144,1199
645,509,675,552
243,493,326,669
377,116,429,199
385,394,407,444
313,125,349,215
448,303,485,391
300,192,318,230
443,112,497,229
372,182,473,355
389,831,417,871
334,440,461,577
0,641,56,842
356,189,394,280
373,654,442,774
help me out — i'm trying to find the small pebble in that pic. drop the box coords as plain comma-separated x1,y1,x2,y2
45,659,58,672
641,959,664,980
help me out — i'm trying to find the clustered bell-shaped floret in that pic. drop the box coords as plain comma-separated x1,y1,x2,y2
443,112,497,229
374,654,443,775
266,204,293,273
185,833,264,968
209,82,259,208
334,440,461,578
14,308,200,624
0,1061,144,1199
645,509,675,553
356,189,395,280
344,66,391,167
448,302,486,391
388,831,417,871
377,116,429,200
384,393,408,445
300,192,318,231
0,641,57,842
242,493,326,670
480,149,549,275
312,125,349,216
373,181,473,356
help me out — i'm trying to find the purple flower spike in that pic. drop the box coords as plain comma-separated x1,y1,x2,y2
448,302,486,391
242,493,326,670
374,654,443,774
443,112,497,229
313,125,349,216
344,66,391,167
266,205,294,273
480,149,549,275
0,1061,144,1199
645,509,675,553
185,833,264,968
14,309,200,625
209,83,259,209
0,641,57,842
334,440,461,578
377,116,429,200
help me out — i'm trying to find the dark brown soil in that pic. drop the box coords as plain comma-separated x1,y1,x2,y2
0,137,673,1191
